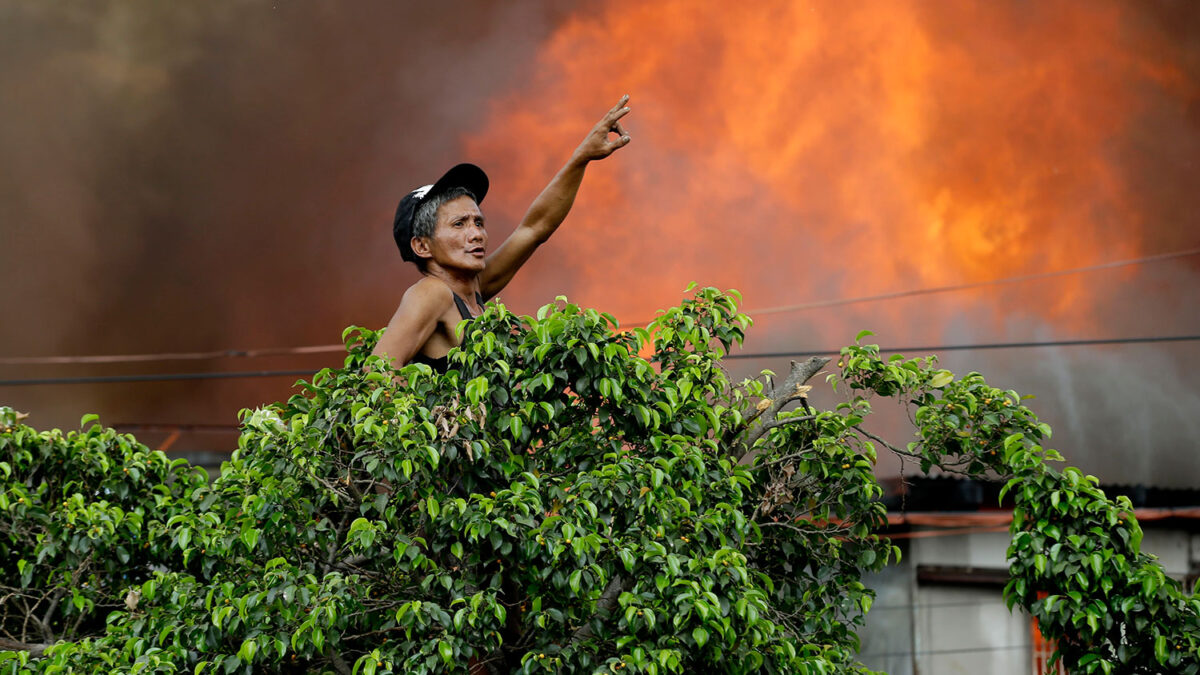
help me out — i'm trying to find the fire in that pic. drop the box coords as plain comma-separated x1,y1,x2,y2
465,1,1188,338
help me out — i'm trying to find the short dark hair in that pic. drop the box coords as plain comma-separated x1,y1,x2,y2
408,187,478,272
393,164,489,266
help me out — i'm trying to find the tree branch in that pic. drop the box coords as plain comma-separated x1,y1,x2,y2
760,414,817,433
38,587,66,644
323,513,354,577
330,650,353,675
856,428,919,459
0,636,51,657
757,520,846,537
568,574,626,645
737,357,829,466
746,445,815,472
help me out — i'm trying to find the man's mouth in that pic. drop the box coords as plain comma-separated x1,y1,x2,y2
467,247,486,256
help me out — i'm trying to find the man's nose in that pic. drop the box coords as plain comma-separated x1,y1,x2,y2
469,225,486,242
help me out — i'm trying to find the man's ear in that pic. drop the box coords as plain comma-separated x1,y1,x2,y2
411,236,433,260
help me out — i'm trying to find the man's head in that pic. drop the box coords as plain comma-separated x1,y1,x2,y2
411,187,478,242
392,163,489,270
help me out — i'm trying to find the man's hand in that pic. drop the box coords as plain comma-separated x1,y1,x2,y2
479,95,633,299
572,95,632,162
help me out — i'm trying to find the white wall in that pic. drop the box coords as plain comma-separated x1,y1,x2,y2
912,585,1030,674
857,525,1197,674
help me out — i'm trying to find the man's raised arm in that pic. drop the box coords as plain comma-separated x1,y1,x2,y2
479,95,632,300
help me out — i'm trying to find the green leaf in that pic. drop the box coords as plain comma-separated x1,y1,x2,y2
929,370,953,388
693,626,709,648
237,638,257,664
241,528,260,552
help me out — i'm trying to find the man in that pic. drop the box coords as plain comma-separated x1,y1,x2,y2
372,96,632,370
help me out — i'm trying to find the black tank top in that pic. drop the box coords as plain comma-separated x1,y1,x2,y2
410,291,484,373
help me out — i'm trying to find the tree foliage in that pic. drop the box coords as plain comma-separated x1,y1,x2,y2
2,288,1197,674
836,339,1200,673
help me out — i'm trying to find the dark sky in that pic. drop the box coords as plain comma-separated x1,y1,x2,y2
2,1,1199,487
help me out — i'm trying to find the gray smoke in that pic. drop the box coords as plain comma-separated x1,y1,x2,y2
1,1,1198,490
0,1,575,435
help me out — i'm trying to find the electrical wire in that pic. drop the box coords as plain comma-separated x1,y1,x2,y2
860,643,1032,658
0,369,315,386
3,247,1197,368
744,245,1200,316
722,334,1200,359
870,599,1017,611
881,525,1011,540
0,345,342,366
3,335,1200,386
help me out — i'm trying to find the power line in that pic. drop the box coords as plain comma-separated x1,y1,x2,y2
2,335,1199,386
881,525,1010,540
0,345,341,366
860,643,1032,659
4,247,1197,368
723,334,1200,359
744,246,1200,317
0,369,315,387
870,599,1015,611
112,423,241,433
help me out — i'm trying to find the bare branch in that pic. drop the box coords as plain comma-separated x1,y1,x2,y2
0,636,51,657
38,587,66,644
310,472,353,503
568,574,626,644
330,651,353,675
855,428,919,459
737,357,829,466
760,414,817,433
758,520,847,537
323,515,354,577
746,445,815,472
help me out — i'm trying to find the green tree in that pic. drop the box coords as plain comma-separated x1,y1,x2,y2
0,408,208,657
2,288,1197,673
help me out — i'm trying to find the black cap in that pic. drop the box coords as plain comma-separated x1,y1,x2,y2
392,163,489,262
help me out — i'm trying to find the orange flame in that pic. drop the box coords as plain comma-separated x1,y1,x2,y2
464,1,1194,338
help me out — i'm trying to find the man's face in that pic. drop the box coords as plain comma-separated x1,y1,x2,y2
418,195,487,272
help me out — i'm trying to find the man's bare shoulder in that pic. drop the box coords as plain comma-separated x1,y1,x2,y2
398,276,455,314
373,277,456,364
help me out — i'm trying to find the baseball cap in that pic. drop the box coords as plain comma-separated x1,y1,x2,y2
392,163,490,262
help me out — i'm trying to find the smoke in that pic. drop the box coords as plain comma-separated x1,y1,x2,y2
1,1,1198,486
462,0,1200,487
0,0,576,433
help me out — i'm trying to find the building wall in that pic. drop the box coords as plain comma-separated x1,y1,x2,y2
911,585,1030,674
857,525,1197,674
858,561,917,674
